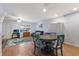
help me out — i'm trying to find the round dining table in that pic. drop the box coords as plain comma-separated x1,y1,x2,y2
40,34,56,41
39,34,57,55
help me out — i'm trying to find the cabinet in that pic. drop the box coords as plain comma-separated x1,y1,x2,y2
23,32,30,37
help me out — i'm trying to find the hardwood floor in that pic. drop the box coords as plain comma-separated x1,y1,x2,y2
2,41,79,56
63,44,79,56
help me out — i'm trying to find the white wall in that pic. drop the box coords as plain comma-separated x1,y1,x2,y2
0,23,2,39
51,13,79,47
0,22,2,56
36,20,51,32
64,13,79,47
2,20,12,39
0,15,4,56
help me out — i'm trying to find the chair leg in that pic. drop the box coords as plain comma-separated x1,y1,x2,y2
34,46,36,55
61,47,63,56
56,49,58,56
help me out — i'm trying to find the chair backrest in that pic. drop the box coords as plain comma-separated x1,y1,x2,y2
45,32,56,35
56,35,65,47
31,33,45,48
31,32,40,38
35,31,44,35
31,33,36,38
31,32,40,43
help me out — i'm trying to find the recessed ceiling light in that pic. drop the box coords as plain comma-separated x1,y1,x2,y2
73,8,78,11
17,19,22,23
55,14,58,17
43,8,47,12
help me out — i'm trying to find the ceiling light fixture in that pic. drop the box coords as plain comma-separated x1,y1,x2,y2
17,17,22,23
73,8,78,11
17,17,23,20
43,8,47,12
17,19,22,23
55,14,58,17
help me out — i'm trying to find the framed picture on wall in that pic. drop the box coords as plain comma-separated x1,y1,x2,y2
39,24,43,28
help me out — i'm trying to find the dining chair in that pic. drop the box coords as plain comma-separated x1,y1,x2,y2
51,35,65,56
35,31,44,35
45,32,56,35
31,33,46,55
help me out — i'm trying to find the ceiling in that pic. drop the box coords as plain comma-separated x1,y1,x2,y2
0,3,79,22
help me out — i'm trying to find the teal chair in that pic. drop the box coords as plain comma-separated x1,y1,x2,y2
45,32,56,35
51,35,65,56
31,33,46,55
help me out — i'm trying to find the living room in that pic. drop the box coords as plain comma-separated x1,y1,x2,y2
0,3,79,56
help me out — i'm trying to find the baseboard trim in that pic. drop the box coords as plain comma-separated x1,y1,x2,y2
64,42,79,48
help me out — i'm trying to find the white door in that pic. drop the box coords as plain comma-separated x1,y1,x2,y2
48,23,64,34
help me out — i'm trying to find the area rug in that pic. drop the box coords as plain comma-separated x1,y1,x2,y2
4,37,33,48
